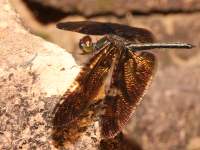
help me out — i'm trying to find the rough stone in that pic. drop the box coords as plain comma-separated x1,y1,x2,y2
23,0,200,16
0,0,101,149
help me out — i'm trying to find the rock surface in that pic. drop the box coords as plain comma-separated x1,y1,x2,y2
23,0,200,16
0,0,101,149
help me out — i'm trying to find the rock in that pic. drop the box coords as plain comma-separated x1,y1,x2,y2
22,0,200,16
127,66,200,150
187,137,200,150
0,0,101,149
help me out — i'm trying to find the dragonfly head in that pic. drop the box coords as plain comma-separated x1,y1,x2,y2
79,35,94,54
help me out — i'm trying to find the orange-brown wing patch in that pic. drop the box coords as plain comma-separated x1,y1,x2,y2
101,51,156,138
53,42,117,127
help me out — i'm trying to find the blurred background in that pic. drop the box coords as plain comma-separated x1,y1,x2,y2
10,0,200,149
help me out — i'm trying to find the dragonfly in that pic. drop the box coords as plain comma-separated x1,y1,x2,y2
54,21,193,139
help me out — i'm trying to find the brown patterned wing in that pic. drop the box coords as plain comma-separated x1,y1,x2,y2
101,51,156,138
53,42,117,127
56,21,154,43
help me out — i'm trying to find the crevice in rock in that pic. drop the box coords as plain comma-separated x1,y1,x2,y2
22,0,200,24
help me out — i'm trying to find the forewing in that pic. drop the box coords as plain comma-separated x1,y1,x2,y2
101,51,156,138
57,21,154,43
53,42,116,127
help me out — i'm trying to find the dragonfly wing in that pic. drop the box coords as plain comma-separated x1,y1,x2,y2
57,21,154,43
101,51,156,138
53,41,117,127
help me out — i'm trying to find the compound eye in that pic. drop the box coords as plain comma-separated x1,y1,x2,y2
79,35,93,54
